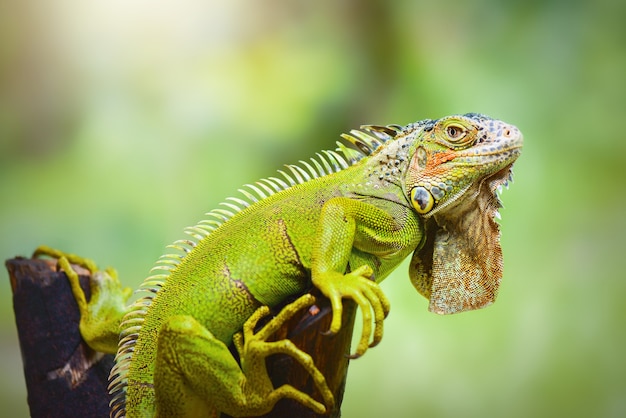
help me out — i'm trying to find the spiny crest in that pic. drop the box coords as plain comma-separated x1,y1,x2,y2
338,124,403,163
106,123,402,417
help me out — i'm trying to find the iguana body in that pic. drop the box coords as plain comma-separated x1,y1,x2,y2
35,114,522,417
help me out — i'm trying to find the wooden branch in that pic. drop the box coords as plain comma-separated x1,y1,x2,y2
7,256,356,418
7,257,114,418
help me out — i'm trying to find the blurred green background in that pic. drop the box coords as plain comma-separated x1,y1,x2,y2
1,0,624,417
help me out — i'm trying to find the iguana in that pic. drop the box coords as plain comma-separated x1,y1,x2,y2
34,113,522,417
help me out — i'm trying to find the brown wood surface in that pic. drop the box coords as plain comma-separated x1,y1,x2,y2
7,257,114,418
7,256,356,417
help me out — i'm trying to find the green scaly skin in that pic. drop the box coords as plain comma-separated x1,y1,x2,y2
34,113,522,417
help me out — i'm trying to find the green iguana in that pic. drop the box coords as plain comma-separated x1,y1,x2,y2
34,113,522,417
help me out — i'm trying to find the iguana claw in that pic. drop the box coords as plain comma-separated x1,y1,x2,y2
233,294,335,414
315,265,390,358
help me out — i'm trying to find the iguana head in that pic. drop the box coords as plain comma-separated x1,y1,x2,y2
404,113,523,314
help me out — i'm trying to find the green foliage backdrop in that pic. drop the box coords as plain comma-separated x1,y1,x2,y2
1,1,625,416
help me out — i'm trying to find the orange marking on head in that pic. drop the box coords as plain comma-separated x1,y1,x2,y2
428,151,457,168
418,150,456,176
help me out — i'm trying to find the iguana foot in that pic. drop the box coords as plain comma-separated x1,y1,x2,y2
34,245,98,274
234,293,335,414
155,294,334,417
33,246,131,353
313,264,390,358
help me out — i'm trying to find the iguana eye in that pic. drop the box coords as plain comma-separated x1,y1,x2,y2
445,124,466,141
410,186,434,214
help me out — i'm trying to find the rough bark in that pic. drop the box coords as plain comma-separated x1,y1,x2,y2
7,257,114,418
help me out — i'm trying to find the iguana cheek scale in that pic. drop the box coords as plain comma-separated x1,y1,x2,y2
34,113,522,417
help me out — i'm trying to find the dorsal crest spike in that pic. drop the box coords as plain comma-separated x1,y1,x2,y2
360,124,403,138
255,181,275,196
309,157,326,177
287,164,312,182
337,124,399,158
258,178,281,193
237,188,259,203
225,196,251,208
326,150,350,170
278,169,297,186
268,176,289,189
315,152,334,175
221,201,245,212
242,184,268,200
336,141,362,164
299,160,319,178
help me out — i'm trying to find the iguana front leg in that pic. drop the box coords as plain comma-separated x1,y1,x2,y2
33,245,132,354
311,197,418,358
153,294,334,417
